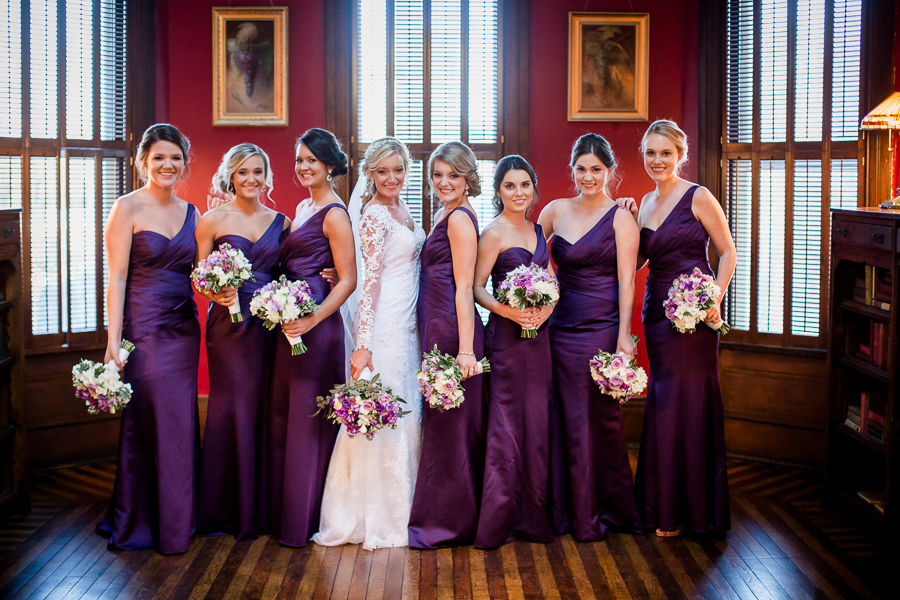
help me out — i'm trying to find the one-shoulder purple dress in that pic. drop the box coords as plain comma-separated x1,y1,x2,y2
409,206,486,549
97,205,201,555
268,203,344,547
636,185,730,534
196,213,288,541
475,223,553,549
548,207,641,541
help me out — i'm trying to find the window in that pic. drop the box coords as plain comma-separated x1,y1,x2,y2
0,0,131,348
722,0,862,349
352,0,502,233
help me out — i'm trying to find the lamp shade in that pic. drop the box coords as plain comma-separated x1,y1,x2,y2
860,92,900,130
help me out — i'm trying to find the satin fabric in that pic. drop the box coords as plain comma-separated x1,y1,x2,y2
97,206,201,555
635,185,730,534
474,224,553,548
196,214,287,540
267,204,345,547
547,207,641,541
409,207,487,549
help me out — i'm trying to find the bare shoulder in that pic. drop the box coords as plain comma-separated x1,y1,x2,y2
448,206,476,231
323,203,351,226
479,219,504,243
613,206,640,232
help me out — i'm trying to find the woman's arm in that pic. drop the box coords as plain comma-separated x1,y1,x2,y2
350,207,388,379
447,209,480,378
283,209,357,337
194,210,236,307
104,198,134,368
536,201,555,240
693,187,737,324
614,208,640,356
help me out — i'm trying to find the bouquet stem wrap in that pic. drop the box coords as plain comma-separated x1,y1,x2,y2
284,331,306,355
496,263,559,338
107,339,136,370
250,275,319,356
228,295,243,323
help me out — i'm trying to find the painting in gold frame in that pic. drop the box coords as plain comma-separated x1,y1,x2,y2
212,7,288,126
568,12,649,122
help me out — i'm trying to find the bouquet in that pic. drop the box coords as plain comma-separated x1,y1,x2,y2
314,370,408,440
664,267,730,335
416,345,490,412
73,340,135,415
496,263,560,338
250,275,319,355
191,242,255,323
589,336,648,403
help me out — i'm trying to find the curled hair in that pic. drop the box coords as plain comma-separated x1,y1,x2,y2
358,137,411,211
492,155,539,216
210,143,274,199
297,128,349,178
641,119,689,171
570,133,620,195
427,141,481,198
135,123,191,184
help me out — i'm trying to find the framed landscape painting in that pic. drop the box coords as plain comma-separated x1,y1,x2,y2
568,12,649,122
212,7,288,126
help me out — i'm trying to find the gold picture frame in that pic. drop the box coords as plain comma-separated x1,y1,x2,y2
568,12,649,122
212,7,288,127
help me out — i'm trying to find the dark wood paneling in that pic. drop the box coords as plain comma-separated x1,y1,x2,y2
28,419,120,470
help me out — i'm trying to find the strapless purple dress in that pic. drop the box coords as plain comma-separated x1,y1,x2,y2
474,224,553,549
97,205,201,554
196,214,287,540
409,206,486,549
268,203,344,547
636,185,730,534
548,207,641,541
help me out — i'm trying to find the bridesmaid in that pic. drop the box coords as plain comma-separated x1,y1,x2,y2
194,144,288,541
408,141,487,549
99,124,201,554
268,128,356,547
538,133,642,541
473,155,553,548
626,120,735,536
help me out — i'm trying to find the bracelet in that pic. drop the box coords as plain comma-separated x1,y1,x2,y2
458,351,475,357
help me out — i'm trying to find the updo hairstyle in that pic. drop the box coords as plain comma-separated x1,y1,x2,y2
492,155,539,215
210,143,274,198
570,133,620,195
641,119,689,171
135,123,191,184
358,137,411,209
427,141,481,198
297,128,349,179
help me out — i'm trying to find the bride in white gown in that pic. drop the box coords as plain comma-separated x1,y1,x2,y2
312,137,426,550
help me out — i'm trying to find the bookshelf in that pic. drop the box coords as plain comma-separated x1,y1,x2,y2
827,207,899,533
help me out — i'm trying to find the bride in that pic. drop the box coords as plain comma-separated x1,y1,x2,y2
312,137,426,550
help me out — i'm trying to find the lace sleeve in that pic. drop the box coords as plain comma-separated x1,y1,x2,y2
355,206,390,352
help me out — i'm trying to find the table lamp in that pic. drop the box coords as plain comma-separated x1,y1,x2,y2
860,91,900,209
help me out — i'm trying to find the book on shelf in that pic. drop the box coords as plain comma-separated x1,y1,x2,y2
865,266,874,305
844,418,860,431
857,490,885,504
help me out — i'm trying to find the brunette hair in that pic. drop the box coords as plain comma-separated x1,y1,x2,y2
135,123,191,183
297,128,349,178
570,133,620,194
492,155,539,216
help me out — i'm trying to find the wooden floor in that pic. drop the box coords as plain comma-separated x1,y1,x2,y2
0,458,897,600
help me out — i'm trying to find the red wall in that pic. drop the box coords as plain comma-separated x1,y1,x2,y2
528,0,699,371
157,0,327,393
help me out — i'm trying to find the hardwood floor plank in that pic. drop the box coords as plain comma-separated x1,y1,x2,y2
417,549,437,600
466,548,490,600
680,539,740,600
512,542,543,600
724,556,778,600
111,551,164,600
651,537,716,600
311,545,343,600
741,557,802,600
435,548,454,600
543,537,579,599
528,543,560,600
451,546,472,599
268,545,310,600
399,547,419,600
631,535,686,600
696,542,758,600
363,547,390,600
292,544,326,600
381,547,408,600
185,537,238,600
482,549,508,600
323,544,358,600
592,540,632,600
58,541,119,600
346,547,374,600
240,537,282,600
731,501,787,559
558,535,596,600
573,542,611,598
93,550,154,600
499,544,525,600
613,533,666,600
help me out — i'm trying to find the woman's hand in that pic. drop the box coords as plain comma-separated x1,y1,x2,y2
456,352,478,380
208,286,237,307
282,313,318,337
207,194,231,210
534,304,554,328
704,299,723,325
350,348,374,380
104,338,126,370
320,267,340,286
503,305,541,329
615,197,638,218
616,333,637,358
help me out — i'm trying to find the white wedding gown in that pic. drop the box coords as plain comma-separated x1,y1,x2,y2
312,203,426,550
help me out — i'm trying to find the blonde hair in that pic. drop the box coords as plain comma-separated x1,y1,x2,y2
359,137,411,211
641,120,689,171
427,141,481,198
211,143,274,198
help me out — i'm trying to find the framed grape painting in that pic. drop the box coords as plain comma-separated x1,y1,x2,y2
212,7,288,126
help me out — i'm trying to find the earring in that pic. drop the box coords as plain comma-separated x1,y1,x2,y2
327,173,333,182
465,185,470,195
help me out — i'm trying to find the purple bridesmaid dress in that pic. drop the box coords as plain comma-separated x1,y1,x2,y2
409,206,486,549
97,205,201,554
548,207,641,541
196,213,288,540
635,185,730,534
474,223,553,549
267,203,345,547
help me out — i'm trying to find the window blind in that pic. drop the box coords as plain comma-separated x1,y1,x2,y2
791,159,822,336
100,0,127,141
794,0,824,142
760,0,788,143
725,0,753,144
394,0,424,143
430,0,462,143
30,0,58,139
0,0,22,138
101,157,126,323
831,0,861,141
67,156,97,332
724,159,751,331
357,0,388,143
30,156,60,336
757,160,786,335
65,0,93,141
400,158,423,226
468,0,497,144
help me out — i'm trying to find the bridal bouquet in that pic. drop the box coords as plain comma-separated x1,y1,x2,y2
315,370,407,440
191,242,255,323
496,263,559,338
589,336,648,403
664,267,730,335
73,340,135,415
416,345,490,412
249,275,319,355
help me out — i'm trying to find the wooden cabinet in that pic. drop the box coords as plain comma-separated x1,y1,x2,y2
0,209,27,515
827,207,899,534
